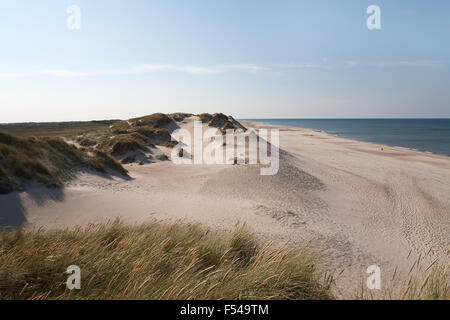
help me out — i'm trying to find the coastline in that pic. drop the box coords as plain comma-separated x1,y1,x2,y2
242,119,450,160
242,119,450,158
1,117,449,298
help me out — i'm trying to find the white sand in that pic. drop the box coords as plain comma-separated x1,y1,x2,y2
1,118,449,297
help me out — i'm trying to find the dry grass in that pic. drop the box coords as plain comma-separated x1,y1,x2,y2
0,113,182,193
132,113,173,128
110,113,173,133
132,127,171,144
170,113,193,121
0,132,127,193
198,113,213,123
0,221,333,300
356,250,449,300
98,133,154,156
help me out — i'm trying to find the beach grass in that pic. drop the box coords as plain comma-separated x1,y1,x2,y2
98,132,154,156
356,252,449,300
0,132,127,193
0,221,333,300
110,113,173,133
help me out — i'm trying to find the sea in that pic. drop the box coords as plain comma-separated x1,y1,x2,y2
244,119,450,156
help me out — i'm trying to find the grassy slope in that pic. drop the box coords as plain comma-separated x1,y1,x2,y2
0,221,333,300
109,113,173,133
0,132,127,193
0,114,179,193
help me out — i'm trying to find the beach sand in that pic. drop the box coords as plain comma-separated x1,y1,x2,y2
1,119,449,297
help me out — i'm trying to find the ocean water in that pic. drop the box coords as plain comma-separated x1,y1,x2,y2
244,119,450,156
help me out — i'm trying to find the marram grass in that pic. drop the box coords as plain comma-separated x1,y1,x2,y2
356,250,449,300
0,220,333,300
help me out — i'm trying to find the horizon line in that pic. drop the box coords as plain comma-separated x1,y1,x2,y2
2,117,450,125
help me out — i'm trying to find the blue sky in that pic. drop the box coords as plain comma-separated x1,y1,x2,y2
1,0,449,122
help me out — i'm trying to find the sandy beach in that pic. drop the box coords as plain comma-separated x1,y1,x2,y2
1,118,449,298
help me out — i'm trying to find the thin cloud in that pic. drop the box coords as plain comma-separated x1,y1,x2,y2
39,64,267,78
271,63,329,69
5,60,442,79
373,60,441,68
225,64,268,72
133,64,221,75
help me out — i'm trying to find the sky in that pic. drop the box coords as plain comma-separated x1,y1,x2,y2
1,0,449,123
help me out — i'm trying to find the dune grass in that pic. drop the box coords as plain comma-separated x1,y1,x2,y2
110,113,173,133
0,113,179,193
170,112,193,121
98,132,154,157
0,221,333,300
0,132,127,193
198,113,213,123
356,252,449,300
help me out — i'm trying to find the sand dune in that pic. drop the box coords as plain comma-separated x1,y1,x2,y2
1,118,449,297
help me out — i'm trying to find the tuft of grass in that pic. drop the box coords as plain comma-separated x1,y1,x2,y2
133,113,173,128
0,221,333,300
110,113,173,133
132,127,171,145
88,151,129,176
197,113,246,134
98,133,154,156
170,113,193,122
198,113,213,123
356,252,449,300
207,113,229,128
220,121,239,135
160,141,178,148
109,120,131,133
107,114,175,149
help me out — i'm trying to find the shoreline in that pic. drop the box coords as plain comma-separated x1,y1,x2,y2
241,119,450,159
241,119,450,160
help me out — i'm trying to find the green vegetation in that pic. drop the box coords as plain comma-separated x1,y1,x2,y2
0,132,127,193
170,112,193,122
0,112,246,193
0,120,117,138
132,127,171,144
0,113,180,193
133,113,173,128
110,113,173,133
357,255,449,300
220,121,240,135
198,113,244,134
98,132,154,157
0,221,333,300
0,218,446,300
198,113,213,123
0,114,178,193
101,114,175,155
